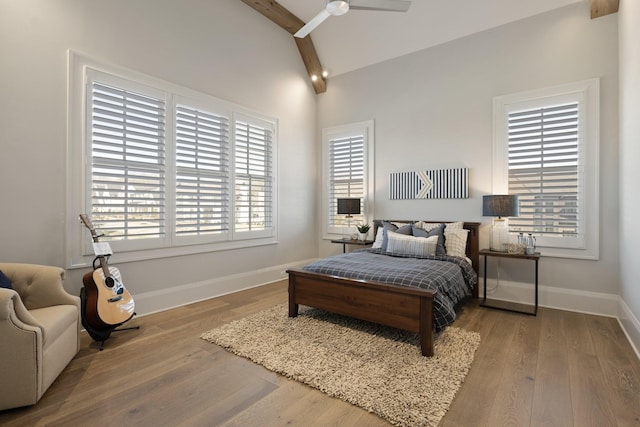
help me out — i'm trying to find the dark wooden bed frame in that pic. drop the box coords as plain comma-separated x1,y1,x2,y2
286,220,480,357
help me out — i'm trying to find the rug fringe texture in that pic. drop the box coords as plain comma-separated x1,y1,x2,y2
201,304,480,427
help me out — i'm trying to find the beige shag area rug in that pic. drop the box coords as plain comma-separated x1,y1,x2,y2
201,304,480,427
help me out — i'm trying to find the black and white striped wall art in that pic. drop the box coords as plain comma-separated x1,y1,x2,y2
389,168,469,200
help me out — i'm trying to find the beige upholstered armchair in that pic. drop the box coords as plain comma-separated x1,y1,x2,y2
0,263,80,410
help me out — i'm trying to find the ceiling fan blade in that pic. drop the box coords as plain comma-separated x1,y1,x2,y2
294,9,331,38
349,0,411,12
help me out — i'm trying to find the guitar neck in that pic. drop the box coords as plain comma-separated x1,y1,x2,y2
80,214,114,278
97,255,111,278
79,214,101,243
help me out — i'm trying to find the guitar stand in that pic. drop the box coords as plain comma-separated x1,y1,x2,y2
96,319,140,351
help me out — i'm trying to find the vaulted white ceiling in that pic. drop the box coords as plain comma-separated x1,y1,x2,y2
277,0,584,77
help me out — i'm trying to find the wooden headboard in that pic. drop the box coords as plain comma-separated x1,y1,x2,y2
372,220,481,278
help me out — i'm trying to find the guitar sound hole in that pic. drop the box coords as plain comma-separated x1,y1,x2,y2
105,277,115,288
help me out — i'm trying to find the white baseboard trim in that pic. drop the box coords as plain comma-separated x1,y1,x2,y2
482,280,619,317
617,297,640,360
132,258,318,317
483,280,640,360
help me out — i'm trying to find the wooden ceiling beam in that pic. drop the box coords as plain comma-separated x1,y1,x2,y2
239,0,304,34
240,0,327,93
294,37,327,93
590,0,619,19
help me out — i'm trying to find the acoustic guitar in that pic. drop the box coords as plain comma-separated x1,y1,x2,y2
79,214,135,329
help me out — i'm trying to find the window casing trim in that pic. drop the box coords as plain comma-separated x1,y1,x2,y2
322,120,375,239
492,79,599,260
67,51,278,268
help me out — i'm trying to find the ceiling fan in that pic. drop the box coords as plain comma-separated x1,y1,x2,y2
294,0,412,38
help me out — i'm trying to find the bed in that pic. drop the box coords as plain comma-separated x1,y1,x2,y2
286,220,480,356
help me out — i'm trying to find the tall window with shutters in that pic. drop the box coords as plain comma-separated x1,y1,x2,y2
76,60,276,259
329,135,364,227
174,102,230,240
322,121,374,237
507,103,579,238
493,79,599,259
88,73,167,244
234,117,273,237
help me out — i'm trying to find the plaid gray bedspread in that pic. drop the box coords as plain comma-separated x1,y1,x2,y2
302,248,477,332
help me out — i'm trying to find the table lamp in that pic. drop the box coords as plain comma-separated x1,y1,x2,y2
483,194,520,252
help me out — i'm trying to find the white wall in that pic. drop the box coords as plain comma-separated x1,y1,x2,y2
618,0,640,350
0,0,318,310
317,3,620,306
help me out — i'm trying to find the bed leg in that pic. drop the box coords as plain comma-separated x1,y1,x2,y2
289,302,299,317
419,297,434,357
288,277,298,317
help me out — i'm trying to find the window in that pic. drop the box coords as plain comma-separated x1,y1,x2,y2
174,102,229,240
322,121,374,237
68,53,276,266
88,75,167,244
233,116,274,237
493,79,599,259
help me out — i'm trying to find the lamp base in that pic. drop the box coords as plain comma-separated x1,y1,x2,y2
342,216,353,239
490,218,509,252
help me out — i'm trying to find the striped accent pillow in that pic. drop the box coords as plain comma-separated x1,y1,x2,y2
386,231,438,257
381,221,413,251
412,224,446,256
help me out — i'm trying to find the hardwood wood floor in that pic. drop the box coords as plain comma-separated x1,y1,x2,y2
1,280,639,426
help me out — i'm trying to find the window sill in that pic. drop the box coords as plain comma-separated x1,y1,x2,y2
68,237,278,269
535,246,599,261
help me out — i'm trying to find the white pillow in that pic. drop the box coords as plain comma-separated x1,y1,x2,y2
371,227,384,249
386,231,438,257
444,228,469,258
445,221,464,231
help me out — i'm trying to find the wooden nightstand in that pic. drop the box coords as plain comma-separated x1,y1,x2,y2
331,238,375,253
479,249,541,316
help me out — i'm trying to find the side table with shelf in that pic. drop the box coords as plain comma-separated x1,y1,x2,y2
479,249,541,316
330,238,375,253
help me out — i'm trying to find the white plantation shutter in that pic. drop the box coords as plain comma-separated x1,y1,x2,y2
175,105,230,237
508,103,579,238
329,134,364,227
234,119,273,235
89,79,166,241
494,79,599,258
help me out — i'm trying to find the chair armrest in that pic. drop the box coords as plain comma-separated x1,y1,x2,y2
0,288,44,410
0,263,79,311
0,288,43,330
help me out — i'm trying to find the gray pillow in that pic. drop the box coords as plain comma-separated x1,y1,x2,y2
412,224,446,256
382,221,412,251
